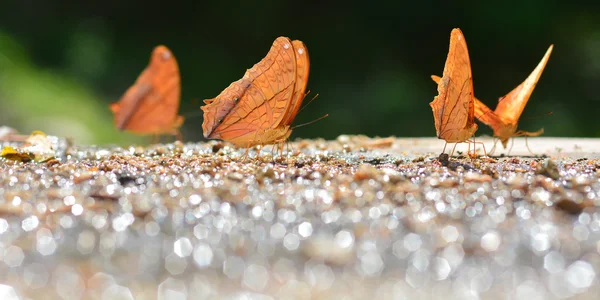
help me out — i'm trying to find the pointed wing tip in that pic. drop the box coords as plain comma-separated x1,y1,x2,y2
109,103,119,113
274,36,292,44
430,75,442,83
450,28,464,39
544,44,554,57
201,125,213,139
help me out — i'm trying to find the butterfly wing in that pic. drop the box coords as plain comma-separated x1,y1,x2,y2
110,45,182,135
494,45,553,125
280,40,310,126
431,74,504,132
111,82,152,130
202,37,299,146
429,29,478,143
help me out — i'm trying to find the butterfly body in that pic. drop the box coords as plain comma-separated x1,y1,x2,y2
110,45,184,139
201,37,309,148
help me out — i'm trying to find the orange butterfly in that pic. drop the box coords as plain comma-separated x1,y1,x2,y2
201,36,310,155
430,28,479,155
110,45,184,141
432,45,553,150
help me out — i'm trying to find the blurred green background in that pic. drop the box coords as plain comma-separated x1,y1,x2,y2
0,1,598,145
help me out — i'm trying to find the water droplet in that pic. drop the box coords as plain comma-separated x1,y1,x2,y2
544,251,565,274
101,285,135,300
23,263,49,289
71,204,83,216
270,223,286,239
22,215,39,232
77,230,96,255
63,195,76,206
36,228,57,256
360,251,384,276
441,225,459,243
283,233,300,251
243,264,269,291
480,231,501,252
298,222,313,238
566,260,596,290
404,233,422,252
3,246,24,267
223,256,245,279
174,238,193,257
193,243,213,268
0,218,8,234
165,253,187,275
305,263,334,291
335,230,354,248
0,284,19,300
432,257,451,280
158,278,187,300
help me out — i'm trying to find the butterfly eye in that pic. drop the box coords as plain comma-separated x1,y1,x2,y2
217,118,224,124
233,97,239,102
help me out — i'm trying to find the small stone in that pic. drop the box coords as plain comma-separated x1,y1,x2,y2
536,159,560,180
555,198,585,215
354,164,378,181
438,153,450,166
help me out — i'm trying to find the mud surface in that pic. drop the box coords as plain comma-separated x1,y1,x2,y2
0,136,599,299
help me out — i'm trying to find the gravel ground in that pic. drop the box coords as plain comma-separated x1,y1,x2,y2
0,135,600,300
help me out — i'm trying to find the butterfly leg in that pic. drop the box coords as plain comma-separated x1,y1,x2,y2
442,142,448,155
473,137,487,158
525,136,535,156
489,138,499,156
524,136,534,155
175,130,184,143
279,141,285,158
241,143,251,162
270,144,279,163
507,137,516,156
287,140,295,157
466,139,487,158
514,129,543,155
278,138,289,159
283,140,295,164
468,137,475,159
450,143,458,157
255,144,265,161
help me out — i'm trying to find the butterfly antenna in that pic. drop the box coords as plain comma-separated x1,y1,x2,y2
291,114,329,130
182,110,205,120
297,91,320,114
520,111,553,121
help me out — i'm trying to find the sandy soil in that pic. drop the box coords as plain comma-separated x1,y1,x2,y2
0,136,599,300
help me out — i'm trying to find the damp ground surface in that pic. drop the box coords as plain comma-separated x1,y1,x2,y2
1,136,600,299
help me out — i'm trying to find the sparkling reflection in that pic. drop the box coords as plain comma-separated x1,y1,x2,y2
0,139,598,298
